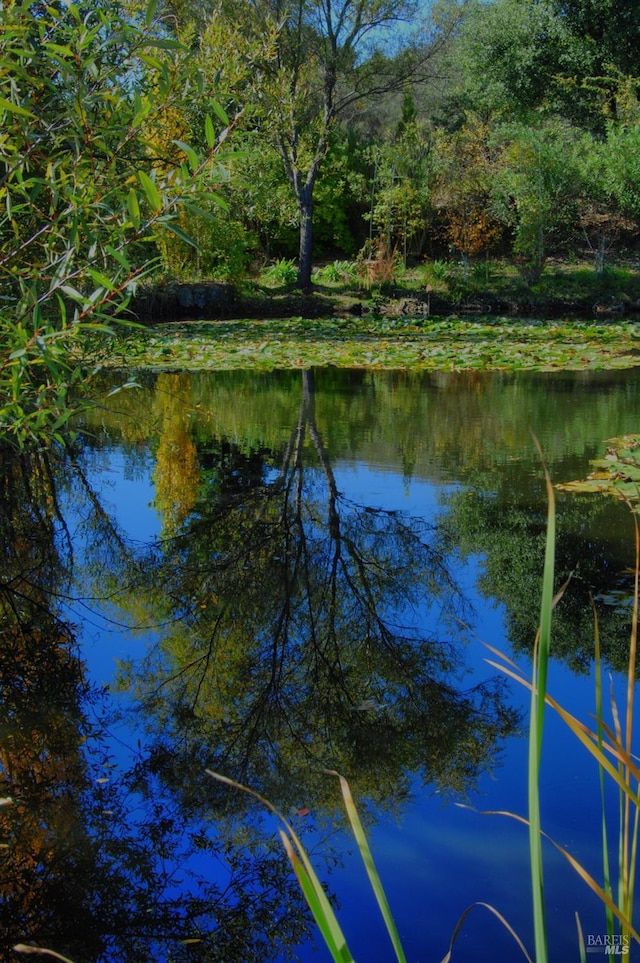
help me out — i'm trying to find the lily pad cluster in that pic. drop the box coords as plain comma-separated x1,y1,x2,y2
81,318,640,374
558,435,640,508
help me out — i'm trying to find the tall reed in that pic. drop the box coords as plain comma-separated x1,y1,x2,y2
527,457,556,963
206,769,407,963
485,488,640,956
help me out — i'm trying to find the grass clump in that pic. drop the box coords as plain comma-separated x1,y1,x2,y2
314,260,360,286
258,258,299,289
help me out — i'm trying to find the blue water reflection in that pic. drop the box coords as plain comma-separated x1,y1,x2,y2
79,369,640,960
3,367,640,960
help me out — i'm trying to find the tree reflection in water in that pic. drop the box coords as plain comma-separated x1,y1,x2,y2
0,451,101,958
0,370,524,960
0,449,309,961
123,370,517,820
440,461,637,674
40,363,639,961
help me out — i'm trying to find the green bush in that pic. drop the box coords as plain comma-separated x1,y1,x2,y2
158,209,256,282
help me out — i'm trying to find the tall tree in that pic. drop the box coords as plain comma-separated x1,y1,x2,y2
201,0,463,291
490,120,582,282
455,0,639,132
367,90,434,264
574,129,639,272
549,0,640,81
431,118,503,268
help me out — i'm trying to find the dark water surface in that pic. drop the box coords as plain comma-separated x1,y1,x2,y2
2,367,640,961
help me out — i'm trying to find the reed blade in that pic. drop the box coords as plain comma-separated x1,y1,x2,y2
326,770,407,963
527,450,556,963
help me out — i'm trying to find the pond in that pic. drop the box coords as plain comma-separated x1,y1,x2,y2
2,366,640,962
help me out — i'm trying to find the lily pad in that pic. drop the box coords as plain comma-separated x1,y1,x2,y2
559,434,640,508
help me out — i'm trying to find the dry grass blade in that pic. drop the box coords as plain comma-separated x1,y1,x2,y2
13,948,76,963
546,696,640,790
438,902,534,963
485,660,640,792
463,807,640,943
482,641,528,675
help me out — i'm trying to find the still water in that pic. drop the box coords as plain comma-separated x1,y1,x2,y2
2,367,640,961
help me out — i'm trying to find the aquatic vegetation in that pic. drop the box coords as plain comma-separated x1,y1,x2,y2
80,318,640,374
206,770,406,963
485,464,639,957
559,435,640,506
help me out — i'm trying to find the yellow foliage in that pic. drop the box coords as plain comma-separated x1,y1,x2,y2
152,374,201,536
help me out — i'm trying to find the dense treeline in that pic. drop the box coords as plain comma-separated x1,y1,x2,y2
156,0,640,286
1,0,640,445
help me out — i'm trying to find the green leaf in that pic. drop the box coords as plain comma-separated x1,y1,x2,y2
160,220,199,249
528,447,555,963
137,52,163,71
60,284,85,302
105,245,131,271
131,98,152,129
145,0,159,26
196,191,229,212
279,831,353,962
210,100,229,126
144,37,183,50
43,42,75,58
138,171,162,212
127,188,141,229
173,140,199,173
329,771,407,963
86,268,117,291
0,98,34,118
204,114,215,149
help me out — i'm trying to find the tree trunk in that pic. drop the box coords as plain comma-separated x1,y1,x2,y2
596,232,606,273
297,185,314,293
